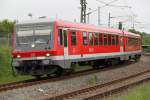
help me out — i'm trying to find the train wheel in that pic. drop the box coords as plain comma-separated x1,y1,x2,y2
46,74,53,78
134,56,141,62
54,67,64,77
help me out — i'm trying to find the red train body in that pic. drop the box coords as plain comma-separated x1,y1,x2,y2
12,19,142,76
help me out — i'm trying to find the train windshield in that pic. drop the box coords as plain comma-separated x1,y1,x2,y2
15,22,53,50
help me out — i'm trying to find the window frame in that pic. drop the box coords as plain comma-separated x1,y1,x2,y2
82,32,88,46
99,33,103,46
116,35,119,46
112,34,116,45
71,31,77,46
108,34,111,46
104,34,108,46
89,32,93,46
58,29,63,46
94,32,99,45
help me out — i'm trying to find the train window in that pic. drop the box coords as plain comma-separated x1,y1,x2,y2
108,34,111,45
58,29,63,46
137,39,139,46
112,35,115,45
71,31,77,46
63,30,67,47
116,35,119,45
138,39,141,46
99,33,103,45
128,37,136,46
89,32,93,45
82,32,88,46
94,33,98,45
128,37,130,46
104,34,107,46
126,37,128,46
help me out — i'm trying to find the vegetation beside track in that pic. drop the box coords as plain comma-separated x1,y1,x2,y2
142,34,150,53
0,47,32,84
120,82,150,100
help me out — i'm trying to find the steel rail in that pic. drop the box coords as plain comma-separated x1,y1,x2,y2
46,68,150,100
0,63,126,93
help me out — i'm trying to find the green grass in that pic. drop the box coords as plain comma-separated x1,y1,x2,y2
143,47,150,53
75,65,92,72
0,47,32,84
142,34,150,45
0,47,91,84
121,83,150,100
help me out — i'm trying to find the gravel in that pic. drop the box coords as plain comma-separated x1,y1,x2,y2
0,56,150,100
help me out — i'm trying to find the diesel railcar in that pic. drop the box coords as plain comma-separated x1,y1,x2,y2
11,19,142,77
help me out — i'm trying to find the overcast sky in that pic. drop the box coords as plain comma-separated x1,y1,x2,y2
0,0,150,33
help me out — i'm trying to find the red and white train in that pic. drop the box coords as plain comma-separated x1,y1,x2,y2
12,19,142,77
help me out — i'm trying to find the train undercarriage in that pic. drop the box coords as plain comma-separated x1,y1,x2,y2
12,54,141,78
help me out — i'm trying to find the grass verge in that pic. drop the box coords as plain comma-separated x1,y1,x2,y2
121,82,150,100
0,47,32,84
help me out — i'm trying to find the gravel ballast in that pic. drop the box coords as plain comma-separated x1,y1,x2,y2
0,56,150,100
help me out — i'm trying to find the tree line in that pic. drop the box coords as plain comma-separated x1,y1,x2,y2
0,20,14,34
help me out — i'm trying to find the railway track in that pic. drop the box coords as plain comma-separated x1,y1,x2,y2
46,68,150,100
0,62,131,93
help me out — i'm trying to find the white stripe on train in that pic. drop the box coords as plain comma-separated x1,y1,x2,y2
14,50,142,61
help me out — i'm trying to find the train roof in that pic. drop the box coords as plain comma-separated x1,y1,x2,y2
16,18,55,25
55,20,123,35
124,31,141,38
17,18,141,38
55,20,141,38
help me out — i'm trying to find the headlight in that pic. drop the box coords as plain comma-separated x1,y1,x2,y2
46,53,50,57
31,44,35,48
17,55,21,58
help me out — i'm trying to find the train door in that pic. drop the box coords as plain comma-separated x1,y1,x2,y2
63,29,68,61
120,36,124,52
68,30,78,55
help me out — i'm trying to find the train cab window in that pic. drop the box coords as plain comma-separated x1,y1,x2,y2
112,35,115,45
94,33,98,45
116,35,119,45
58,29,63,46
82,32,88,46
108,34,111,45
71,31,77,46
89,32,93,45
104,34,107,46
99,33,103,45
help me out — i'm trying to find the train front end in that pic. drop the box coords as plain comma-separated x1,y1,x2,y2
12,19,57,77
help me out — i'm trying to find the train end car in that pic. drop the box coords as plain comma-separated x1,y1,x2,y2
11,19,142,77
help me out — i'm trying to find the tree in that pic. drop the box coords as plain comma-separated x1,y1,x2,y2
0,19,14,34
128,29,145,37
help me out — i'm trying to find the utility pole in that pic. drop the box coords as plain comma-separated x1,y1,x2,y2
132,16,135,29
98,7,101,25
108,12,111,27
96,0,131,26
80,0,87,23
